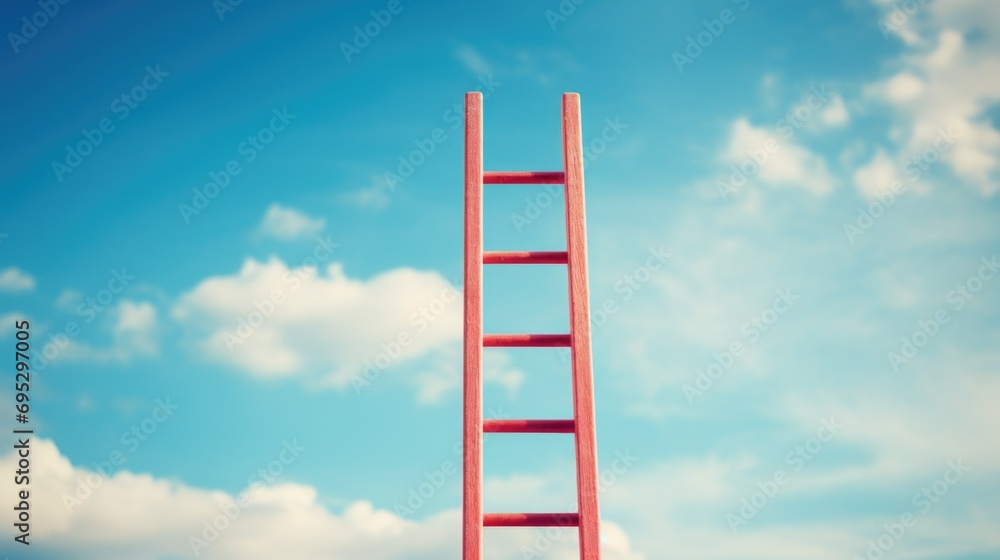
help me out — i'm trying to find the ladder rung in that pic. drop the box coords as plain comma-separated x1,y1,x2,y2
483,251,568,265
483,419,575,433
483,334,571,347
483,171,564,184
484,513,580,527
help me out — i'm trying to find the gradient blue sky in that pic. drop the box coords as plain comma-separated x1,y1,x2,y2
1,0,999,558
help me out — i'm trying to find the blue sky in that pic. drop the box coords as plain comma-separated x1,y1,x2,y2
1,0,999,558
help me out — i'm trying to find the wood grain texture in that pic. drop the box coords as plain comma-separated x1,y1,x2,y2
562,92,602,559
462,91,484,560
483,171,564,184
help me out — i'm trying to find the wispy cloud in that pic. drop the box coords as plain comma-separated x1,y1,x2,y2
0,266,35,292
454,43,492,75
337,177,391,211
256,204,326,240
61,300,160,363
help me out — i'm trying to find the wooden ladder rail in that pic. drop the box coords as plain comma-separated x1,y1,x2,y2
462,92,601,560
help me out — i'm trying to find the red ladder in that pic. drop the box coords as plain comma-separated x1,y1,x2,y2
463,92,601,559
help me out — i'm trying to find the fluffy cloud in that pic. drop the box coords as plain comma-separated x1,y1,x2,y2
338,181,390,211
0,312,25,336
865,2,1000,195
853,148,902,199
721,118,835,196
873,72,925,104
0,266,35,292
61,300,160,363
0,439,643,560
173,257,520,400
173,258,458,382
818,94,850,127
256,204,326,240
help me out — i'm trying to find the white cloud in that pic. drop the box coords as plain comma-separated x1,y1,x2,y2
505,46,581,84
113,300,159,355
486,457,913,559
926,27,963,69
0,439,644,560
586,196,1000,550
62,300,160,363
819,94,849,126
585,194,815,417
586,395,1000,558
722,118,835,196
338,178,390,211
0,312,25,336
874,0,922,44
853,148,902,199
482,351,524,395
867,266,924,309
454,44,492,75
411,348,524,405
839,139,867,167
0,266,35,292
783,356,1000,485
173,258,522,401
873,71,925,104
864,1,1000,195
256,204,326,241
479,400,1000,559
55,288,82,310
76,394,96,411
758,73,781,109
454,44,579,84
174,258,506,401
601,379,1000,558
